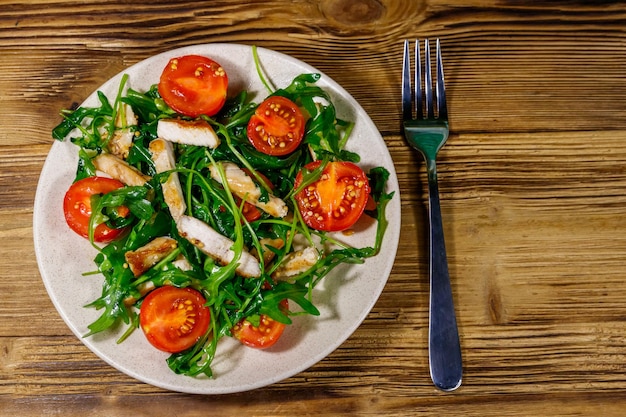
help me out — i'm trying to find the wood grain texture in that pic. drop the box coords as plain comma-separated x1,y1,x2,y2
2,0,626,415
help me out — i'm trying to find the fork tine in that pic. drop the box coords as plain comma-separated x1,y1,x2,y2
402,40,412,119
424,39,434,119
436,38,448,120
415,40,423,119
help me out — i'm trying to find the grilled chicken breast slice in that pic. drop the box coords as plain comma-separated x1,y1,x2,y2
176,215,261,278
92,153,150,186
124,236,178,277
149,138,186,221
157,118,220,148
209,162,288,218
272,246,319,279
108,103,137,159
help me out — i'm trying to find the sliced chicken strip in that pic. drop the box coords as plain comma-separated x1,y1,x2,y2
172,254,192,271
157,118,220,148
124,236,179,277
108,102,137,159
93,153,150,186
123,281,155,306
149,138,186,221
272,246,319,279
177,215,261,278
209,161,288,218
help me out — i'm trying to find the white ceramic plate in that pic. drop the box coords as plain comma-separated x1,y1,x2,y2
33,43,401,394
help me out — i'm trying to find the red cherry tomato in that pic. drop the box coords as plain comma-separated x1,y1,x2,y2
63,176,128,242
232,300,288,349
158,55,228,117
139,286,211,353
294,161,371,232
247,96,305,156
240,201,262,223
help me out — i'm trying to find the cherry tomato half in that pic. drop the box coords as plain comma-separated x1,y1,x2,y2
158,55,228,117
247,95,305,156
232,300,289,349
294,161,371,232
63,176,128,242
139,286,211,353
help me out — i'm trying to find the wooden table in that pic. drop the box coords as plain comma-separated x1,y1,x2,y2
2,1,626,415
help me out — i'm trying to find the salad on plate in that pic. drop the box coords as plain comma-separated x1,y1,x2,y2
50,46,394,379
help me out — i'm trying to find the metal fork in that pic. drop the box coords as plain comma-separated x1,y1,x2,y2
402,39,462,391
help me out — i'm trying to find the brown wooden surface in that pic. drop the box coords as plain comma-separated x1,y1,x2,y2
2,0,626,415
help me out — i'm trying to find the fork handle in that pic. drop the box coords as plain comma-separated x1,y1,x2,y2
426,159,463,391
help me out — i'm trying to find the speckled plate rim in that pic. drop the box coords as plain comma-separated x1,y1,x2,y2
33,43,401,394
